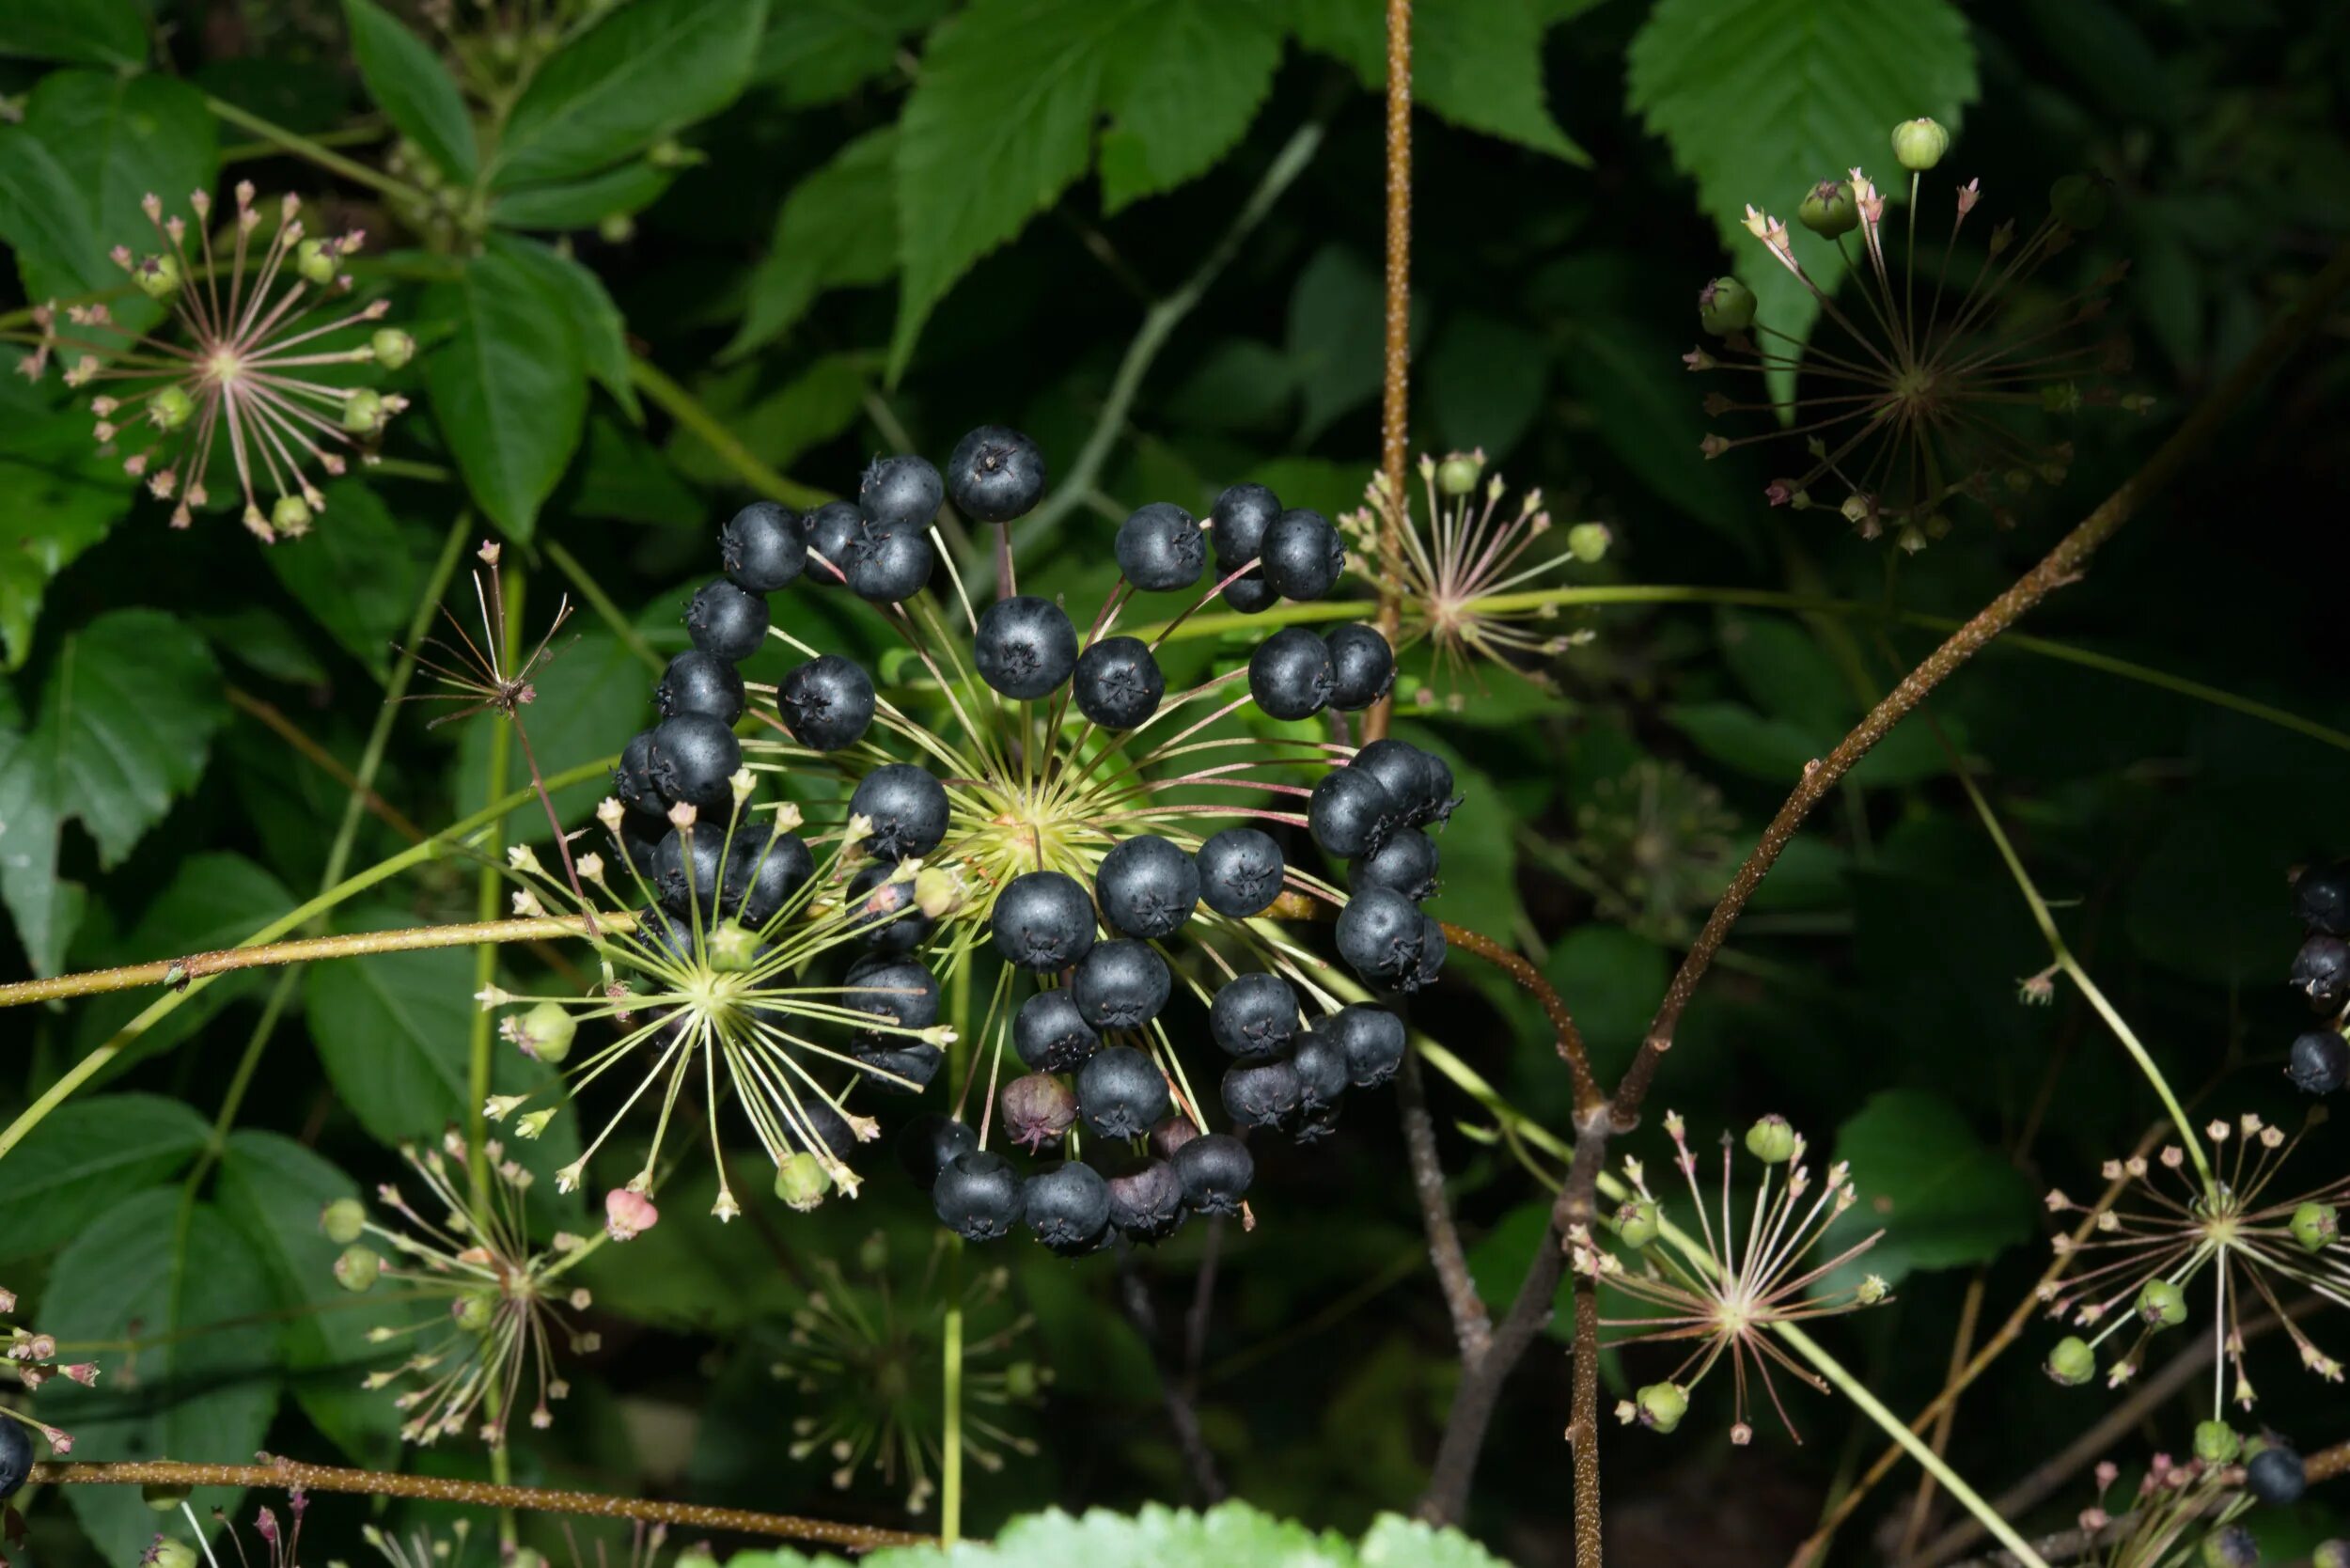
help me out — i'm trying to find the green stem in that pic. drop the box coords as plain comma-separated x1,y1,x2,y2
545,540,665,674
942,1256,965,1544
220,121,388,165
203,96,424,205
628,357,829,510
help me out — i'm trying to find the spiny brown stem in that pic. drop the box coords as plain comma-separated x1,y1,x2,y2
1396,1047,1493,1363
227,688,425,839
27,1460,932,1552
1363,0,1412,747
1617,237,2350,1133
1435,919,1601,1113
1570,1266,1603,1568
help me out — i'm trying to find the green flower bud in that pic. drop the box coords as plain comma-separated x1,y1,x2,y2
151,1541,199,1568
2136,1277,2188,1330
341,387,386,436
773,1152,830,1212
321,1197,367,1246
370,327,416,369
512,999,576,1064
143,1475,194,1511
295,238,337,287
1698,277,1757,336
2293,1200,2339,1253
1855,1274,1890,1306
2049,174,2109,231
2312,1540,2348,1568
1635,1381,1688,1434
1890,118,1951,172
149,384,196,432
2194,1419,2242,1465
1565,522,1611,564
598,213,636,245
706,918,761,973
335,1245,383,1293
451,1287,497,1333
1436,454,1483,497
133,253,183,302
2044,1335,2095,1387
1745,1114,1798,1165
2201,1525,2258,1568
1797,179,1859,238
1613,1198,1660,1248
1003,1360,1042,1401
271,494,313,536
857,1231,889,1276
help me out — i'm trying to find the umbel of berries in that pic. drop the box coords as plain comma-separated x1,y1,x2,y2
2288,858,2350,1094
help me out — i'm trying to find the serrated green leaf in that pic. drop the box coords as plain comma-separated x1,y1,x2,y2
491,160,675,230
487,232,640,418
0,0,148,66
0,391,129,670
343,0,479,185
1827,1090,2034,1286
266,482,424,678
1283,0,1588,163
1097,0,1281,212
0,124,111,306
726,128,899,361
422,249,588,539
1559,308,1749,545
754,0,949,105
1358,1514,1512,1568
0,1094,209,1262
493,0,770,188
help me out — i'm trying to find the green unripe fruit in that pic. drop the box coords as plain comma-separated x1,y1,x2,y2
451,1288,497,1333
370,327,416,369
857,1231,888,1276
151,1542,199,1568
2291,1200,2338,1253
134,253,183,302
295,238,337,287
1699,277,1757,336
513,999,576,1065
1635,1381,1688,1434
2312,1540,2348,1568
2201,1525,2258,1568
1003,1360,1041,1401
341,388,386,436
1745,1114,1798,1165
2137,1277,2188,1329
2044,1335,2095,1386
1566,522,1611,563
1436,454,1483,497
1797,179,1859,238
2194,1419,2242,1465
335,1245,383,1293
598,213,636,245
1613,1198,1660,1248
321,1197,367,1246
271,494,313,535
773,1152,830,1212
149,384,196,432
2049,174,2109,231
707,919,761,973
1891,118,1951,172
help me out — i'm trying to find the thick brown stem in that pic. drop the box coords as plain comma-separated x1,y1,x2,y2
1570,1269,1603,1568
28,1461,931,1551
1396,1048,1493,1363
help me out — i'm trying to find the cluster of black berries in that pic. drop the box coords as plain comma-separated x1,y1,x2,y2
2287,859,2350,1096
1315,739,1455,992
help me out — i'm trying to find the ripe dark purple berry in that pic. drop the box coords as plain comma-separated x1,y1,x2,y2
1209,482,1280,564
2246,1443,2307,1505
1330,1004,1405,1087
1354,827,1438,902
1076,1045,1169,1139
2293,933,2350,1009
685,578,769,663
847,525,933,602
1024,1162,1111,1255
1014,989,1099,1072
934,1151,1022,1241
0,1405,35,1498
1210,972,1299,1059
777,654,875,751
1309,767,1402,860
859,453,945,531
2287,1029,2348,1094
1095,835,1199,938
653,826,725,916
1116,502,1205,590
727,826,815,926
1249,627,1333,721
1001,1072,1078,1151
1221,571,1277,614
993,870,1098,971
946,426,1045,523
2295,859,2350,936
898,1114,977,1190
803,500,863,586
1405,913,1448,994
1150,1115,1198,1161
975,594,1078,699
655,650,745,725
849,763,948,860
1327,623,1395,710
720,501,807,591
1072,939,1171,1031
1337,887,1428,989
1197,826,1284,917
846,862,934,950
648,713,741,810
1353,738,1455,826
1222,1058,1301,1129
854,1040,943,1094
1106,1159,1186,1241
844,951,940,1031
614,806,667,874
613,729,660,813
1261,509,1344,600
1073,635,1164,729
1291,1026,1348,1114
1173,1132,1253,1215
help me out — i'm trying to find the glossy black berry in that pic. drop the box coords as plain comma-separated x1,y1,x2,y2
794,1097,860,1161
1310,767,1402,860
720,500,806,591
726,826,815,927
993,870,1098,971
854,1040,943,1094
1211,972,1299,1059
2296,860,2350,935
1405,913,1448,993
1292,1025,1348,1114
2288,1029,2348,1094
1418,749,1459,825
1173,1132,1253,1215
859,453,945,531
613,729,660,813
849,763,948,860
1115,502,1205,590
684,578,768,663
1249,627,1334,721
1210,481,1280,564
848,525,933,602
1221,571,1277,614
1073,635,1164,729
614,806,667,874
1197,827,1284,917
625,902,692,970
1076,1045,1169,1139
946,426,1045,523
653,826,724,916
1106,1159,1187,1240
777,654,875,751
846,862,934,950
1001,1072,1078,1151
976,594,1078,699
898,1114,977,1190
1261,509,1344,600
648,713,741,810
0,1407,34,1499
1338,887,1428,989
2246,1444,2307,1505
655,650,745,725
1354,738,1454,826
2293,933,2350,1009
1355,827,1438,902
1095,835,1199,938
1014,988,1099,1072
1024,1162,1112,1255
803,500,863,586
1331,1004,1406,1088
1223,1058,1301,1129
1072,939,1170,1031
934,1151,1022,1241
844,951,940,1031
1327,623,1395,710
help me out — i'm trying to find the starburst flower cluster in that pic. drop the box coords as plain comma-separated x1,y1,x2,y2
1574,1112,1889,1445
325,1132,601,1446
1340,449,1609,710
1686,118,2143,552
10,181,413,540
2040,1110,2346,1413
772,1230,1044,1512
2065,1452,2248,1568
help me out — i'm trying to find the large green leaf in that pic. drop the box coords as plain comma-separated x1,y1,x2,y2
72,852,299,1076
726,128,900,361
1097,0,1283,212
303,905,476,1145
0,386,130,669
421,249,588,539
343,0,478,185
486,232,639,419
0,1094,209,1262
493,0,770,189
1284,244,1429,445
0,0,148,66
265,481,426,678
0,124,111,305
754,0,949,104
1426,312,1549,458
1826,1090,2035,1287
1626,0,1980,376
38,1189,283,1565
1282,0,1588,163
489,160,675,230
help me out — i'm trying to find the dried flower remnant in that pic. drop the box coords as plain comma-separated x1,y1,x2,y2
0,1282,92,1457
2064,1451,2252,1568
144,1485,308,1568
14,182,412,540
1575,1111,1890,1444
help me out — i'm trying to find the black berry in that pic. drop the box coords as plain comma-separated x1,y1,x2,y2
1150,1116,1199,1161
803,500,863,586
1405,912,1448,993
1209,482,1280,564
1197,826,1284,917
1211,972,1299,1058
848,525,933,602
648,713,741,810
859,453,944,531
1222,1058,1301,1129
2287,1029,2348,1094
2293,933,2350,1009
1261,509,1343,600
2295,860,2350,936
1331,1004,1406,1088
846,862,935,951
685,578,769,663
1116,502,1205,590
898,1114,977,1190
844,951,940,1031
726,826,815,926
1106,1159,1186,1241
655,650,745,725
1073,635,1165,729
1354,827,1439,902
849,763,948,860
653,825,725,916
1338,888,1428,989
2246,1444,2307,1505
1076,1045,1170,1139
624,902,693,970
1327,623,1395,710
1354,738,1454,826
793,1096,860,1161
1173,1132,1253,1215
1001,1072,1078,1151
613,729,661,813
1024,1162,1111,1255
1291,1025,1348,1114
720,501,806,591
1073,939,1171,1031
975,594,1078,699
1221,571,1277,614
993,870,1098,971
614,806,667,874
1293,1103,1342,1145
853,1040,943,1094
0,1409,34,1499
1014,988,1099,1073
777,654,876,751
1249,627,1334,721
1095,835,1199,938
934,1151,1022,1241
1309,767,1402,859
946,426,1045,523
